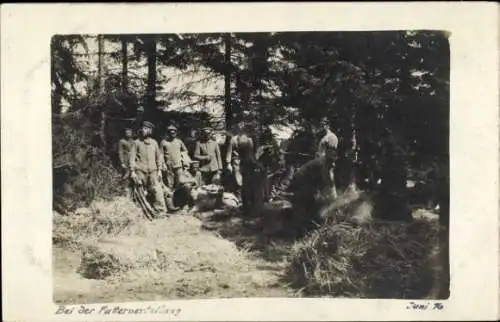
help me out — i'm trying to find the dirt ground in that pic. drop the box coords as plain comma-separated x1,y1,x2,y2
53,210,295,304
53,199,445,304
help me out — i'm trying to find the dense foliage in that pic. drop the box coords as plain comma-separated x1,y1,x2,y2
51,32,449,219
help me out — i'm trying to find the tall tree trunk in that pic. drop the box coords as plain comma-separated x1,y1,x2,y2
347,102,358,192
97,34,106,147
224,33,232,130
145,36,157,119
121,37,128,92
52,86,63,114
97,35,105,94
51,37,63,114
51,73,63,114
250,37,269,129
376,77,412,222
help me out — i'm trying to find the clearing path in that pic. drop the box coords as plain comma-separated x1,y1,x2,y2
53,211,294,304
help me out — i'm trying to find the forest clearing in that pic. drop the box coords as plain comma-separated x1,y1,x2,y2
52,31,450,302
53,192,445,303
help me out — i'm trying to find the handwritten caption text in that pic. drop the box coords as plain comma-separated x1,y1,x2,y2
55,305,182,316
406,301,444,311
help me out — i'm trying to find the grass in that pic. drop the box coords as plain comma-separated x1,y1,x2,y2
77,216,253,281
53,198,291,303
53,196,143,249
53,188,445,302
285,191,443,299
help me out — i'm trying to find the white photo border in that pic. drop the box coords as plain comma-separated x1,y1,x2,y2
1,2,498,321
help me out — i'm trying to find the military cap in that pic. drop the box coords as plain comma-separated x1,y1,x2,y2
142,121,155,129
137,106,144,112
320,117,330,125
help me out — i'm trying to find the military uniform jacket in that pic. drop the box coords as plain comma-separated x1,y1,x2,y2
129,137,163,173
118,138,134,167
160,138,188,170
194,140,223,173
225,134,255,165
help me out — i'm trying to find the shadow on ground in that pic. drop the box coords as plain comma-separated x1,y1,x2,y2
195,209,295,265
194,198,449,300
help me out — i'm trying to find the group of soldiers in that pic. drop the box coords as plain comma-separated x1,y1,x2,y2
118,115,341,227
118,120,224,215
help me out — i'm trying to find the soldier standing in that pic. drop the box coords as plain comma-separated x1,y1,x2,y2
129,121,167,216
255,127,283,202
160,124,189,189
194,127,223,185
184,129,198,158
317,117,339,158
226,120,263,216
118,127,135,196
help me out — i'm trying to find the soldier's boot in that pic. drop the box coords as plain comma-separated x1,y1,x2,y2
124,185,133,199
153,200,168,218
166,195,180,213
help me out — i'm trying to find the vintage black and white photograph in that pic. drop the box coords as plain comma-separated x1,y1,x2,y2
51,31,450,303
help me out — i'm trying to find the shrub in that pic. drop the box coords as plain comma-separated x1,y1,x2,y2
79,244,127,279
52,110,124,213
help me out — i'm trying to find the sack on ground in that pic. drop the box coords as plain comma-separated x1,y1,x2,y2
192,184,224,211
221,192,240,209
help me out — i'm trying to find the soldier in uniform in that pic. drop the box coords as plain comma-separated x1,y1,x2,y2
174,160,205,211
184,129,198,158
317,117,339,157
118,127,135,196
287,136,339,236
256,127,284,202
225,120,264,216
159,124,189,212
129,121,167,216
194,127,223,185
160,124,188,189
